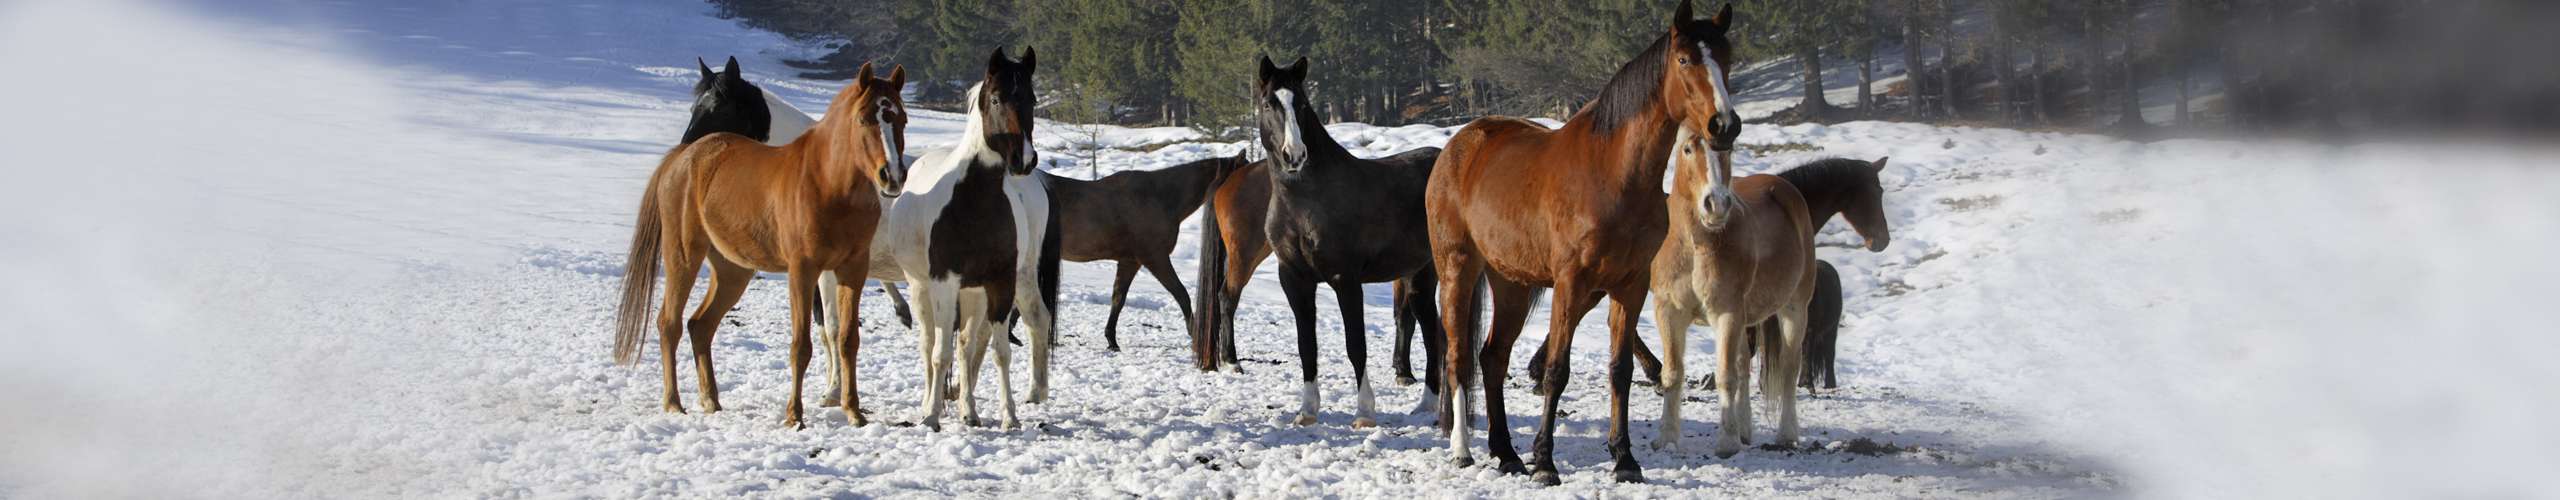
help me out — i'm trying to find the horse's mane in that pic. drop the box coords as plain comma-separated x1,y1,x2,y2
1775,158,1875,198
1587,31,1672,134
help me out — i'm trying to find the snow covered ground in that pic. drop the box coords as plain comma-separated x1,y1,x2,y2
5,1,2558,498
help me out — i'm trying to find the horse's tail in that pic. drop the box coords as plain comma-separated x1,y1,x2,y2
612,172,667,366
1190,183,1228,370
1038,190,1062,328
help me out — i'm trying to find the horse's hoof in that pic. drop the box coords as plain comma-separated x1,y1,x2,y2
701,400,723,413
1650,437,1681,452
1451,455,1475,468
1106,344,1121,352
1530,470,1561,486
1613,468,1647,484
1351,416,1377,429
1396,375,1418,386
847,413,868,427
1496,457,1527,475
1713,444,1742,459
662,403,687,414
782,417,805,430
963,415,984,428
1291,413,1318,426
1002,418,1020,431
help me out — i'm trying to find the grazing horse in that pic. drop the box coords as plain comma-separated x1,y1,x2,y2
1647,126,1817,457
1050,153,1247,351
1425,1,1738,484
611,62,911,428
1251,55,1446,428
869,48,1051,430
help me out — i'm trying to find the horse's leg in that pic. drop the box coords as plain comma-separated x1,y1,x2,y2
1433,259,1484,462
688,255,755,414
917,280,959,431
654,249,703,414
1768,304,1810,448
1651,303,1695,452
830,263,868,426
1711,312,1753,458
991,304,1021,429
1480,277,1537,475
1602,291,1647,483
1143,255,1196,347
1218,252,1254,372
1335,279,1377,428
1392,279,1417,386
1278,264,1322,426
818,272,843,408
1103,260,1138,351
1404,272,1448,418
881,281,914,329
955,290,992,427
779,266,817,429
1019,272,1056,405
1528,283,1599,486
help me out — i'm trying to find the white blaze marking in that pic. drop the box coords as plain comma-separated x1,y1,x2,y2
1700,44,1733,111
1273,88,1304,161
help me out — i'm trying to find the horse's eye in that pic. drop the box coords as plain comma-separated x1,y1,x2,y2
1680,56,1693,65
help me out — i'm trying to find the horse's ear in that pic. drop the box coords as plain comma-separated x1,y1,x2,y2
1710,2,1733,28
1258,55,1277,83
698,57,713,79
1871,156,1890,172
887,65,906,88
1287,56,1309,81
1672,0,1695,27
990,47,1012,69
855,61,875,83
1020,46,1037,71
723,56,741,76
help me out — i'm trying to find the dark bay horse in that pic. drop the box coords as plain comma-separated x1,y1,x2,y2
1049,154,1248,351
1191,148,1436,385
612,62,910,429
1252,55,1446,428
1424,1,1738,484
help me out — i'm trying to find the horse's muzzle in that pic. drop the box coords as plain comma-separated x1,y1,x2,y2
1706,110,1741,152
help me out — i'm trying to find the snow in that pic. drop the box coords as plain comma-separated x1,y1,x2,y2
4,0,2556,498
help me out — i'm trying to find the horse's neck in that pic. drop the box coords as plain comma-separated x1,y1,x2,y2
1567,111,1679,198
794,121,865,200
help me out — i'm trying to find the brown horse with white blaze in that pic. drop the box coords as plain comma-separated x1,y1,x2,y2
1425,0,1739,485
612,63,910,429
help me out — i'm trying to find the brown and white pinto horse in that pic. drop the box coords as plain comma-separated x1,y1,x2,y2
1648,127,1817,458
612,63,911,429
1425,0,1739,485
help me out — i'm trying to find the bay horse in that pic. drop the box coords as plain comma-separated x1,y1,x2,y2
611,62,911,429
1252,55,1445,428
1050,153,1247,351
1647,126,1817,458
1425,1,1738,484
867,48,1052,430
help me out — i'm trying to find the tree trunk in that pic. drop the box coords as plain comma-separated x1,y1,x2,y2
2117,1,2145,129
2030,48,2049,125
1939,1,1961,119
2085,2,2108,127
1801,46,1831,119
1859,48,1875,113
1902,8,1926,119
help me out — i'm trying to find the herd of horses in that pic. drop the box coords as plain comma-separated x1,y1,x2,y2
610,1,1898,484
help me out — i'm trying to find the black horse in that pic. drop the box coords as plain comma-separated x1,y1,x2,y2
1252,56,1447,428
679,56,773,145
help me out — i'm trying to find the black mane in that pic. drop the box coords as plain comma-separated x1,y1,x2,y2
1588,32,1671,134
1776,157,1876,203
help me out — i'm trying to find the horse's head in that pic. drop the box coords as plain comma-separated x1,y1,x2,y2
1254,55,1315,174
683,56,773,143
828,62,909,198
1845,156,1892,251
1660,1,1739,153
977,47,1040,176
1675,125,1741,229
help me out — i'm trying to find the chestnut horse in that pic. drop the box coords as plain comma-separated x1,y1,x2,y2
1648,126,1816,458
612,63,910,429
1425,1,1738,484
1250,55,1446,428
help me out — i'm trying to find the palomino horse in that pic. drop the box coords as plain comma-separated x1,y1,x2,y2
611,62,911,428
1250,56,1446,428
868,48,1052,430
1648,126,1817,458
1050,153,1246,351
1692,157,1893,390
1425,1,1737,484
